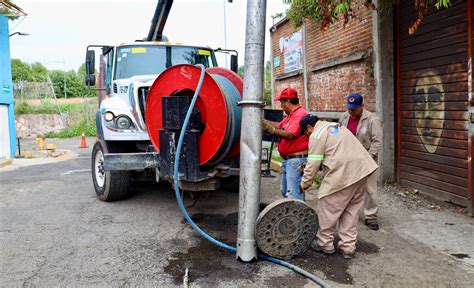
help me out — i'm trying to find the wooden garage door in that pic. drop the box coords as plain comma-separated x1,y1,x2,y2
397,0,470,206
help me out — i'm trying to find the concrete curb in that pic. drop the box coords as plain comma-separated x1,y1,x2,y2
0,159,12,168
270,159,282,173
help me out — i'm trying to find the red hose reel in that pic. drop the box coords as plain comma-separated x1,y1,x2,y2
145,64,243,166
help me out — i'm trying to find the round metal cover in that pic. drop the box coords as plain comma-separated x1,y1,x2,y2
256,199,318,259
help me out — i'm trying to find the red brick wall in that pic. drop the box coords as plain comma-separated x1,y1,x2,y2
270,3,375,113
306,5,373,66
274,75,306,109
307,60,375,111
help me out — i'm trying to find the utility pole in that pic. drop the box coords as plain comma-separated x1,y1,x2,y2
63,57,67,99
223,0,230,68
236,0,266,262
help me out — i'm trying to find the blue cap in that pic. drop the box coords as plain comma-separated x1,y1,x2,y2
346,93,363,110
299,114,319,135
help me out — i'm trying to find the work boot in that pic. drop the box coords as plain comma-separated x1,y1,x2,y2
365,219,379,231
337,247,354,259
310,240,335,255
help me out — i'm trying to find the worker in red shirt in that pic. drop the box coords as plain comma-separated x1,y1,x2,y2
262,88,309,200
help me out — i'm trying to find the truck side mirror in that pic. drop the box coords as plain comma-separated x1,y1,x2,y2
86,74,96,86
230,54,238,73
85,50,95,86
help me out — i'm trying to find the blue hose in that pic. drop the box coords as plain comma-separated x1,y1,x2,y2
172,64,329,288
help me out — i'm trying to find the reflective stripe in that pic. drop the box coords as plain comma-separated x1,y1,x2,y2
308,154,324,161
314,122,334,139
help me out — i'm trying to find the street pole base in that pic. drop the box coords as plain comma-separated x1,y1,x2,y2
236,238,257,262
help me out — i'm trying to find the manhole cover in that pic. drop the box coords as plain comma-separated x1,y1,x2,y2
256,199,318,259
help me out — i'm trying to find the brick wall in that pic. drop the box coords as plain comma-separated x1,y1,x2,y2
306,4,373,66
308,60,375,111
271,2,376,114
274,75,306,108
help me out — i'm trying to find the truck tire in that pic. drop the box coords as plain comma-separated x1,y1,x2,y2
91,140,132,201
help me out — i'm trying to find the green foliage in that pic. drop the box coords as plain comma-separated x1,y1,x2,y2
45,118,96,138
263,61,272,105
14,101,30,114
283,0,453,31
11,59,34,82
1,8,19,20
11,59,97,98
237,65,244,78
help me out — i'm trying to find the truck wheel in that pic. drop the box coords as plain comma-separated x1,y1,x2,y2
91,141,132,201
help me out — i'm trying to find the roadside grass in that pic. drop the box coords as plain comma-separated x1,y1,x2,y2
15,97,98,138
15,98,98,115
45,118,96,138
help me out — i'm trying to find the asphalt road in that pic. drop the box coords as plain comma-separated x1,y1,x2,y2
1,138,473,287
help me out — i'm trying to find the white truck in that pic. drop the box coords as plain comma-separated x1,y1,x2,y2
85,0,239,201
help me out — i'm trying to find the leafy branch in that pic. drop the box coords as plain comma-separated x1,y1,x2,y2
283,0,452,34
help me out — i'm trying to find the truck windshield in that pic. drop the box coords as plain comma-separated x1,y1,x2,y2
114,45,217,79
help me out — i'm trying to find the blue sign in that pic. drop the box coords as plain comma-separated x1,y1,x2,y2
273,56,280,68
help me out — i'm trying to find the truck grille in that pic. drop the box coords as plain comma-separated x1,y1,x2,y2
138,87,150,124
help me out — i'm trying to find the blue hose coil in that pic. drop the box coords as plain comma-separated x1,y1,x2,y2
173,64,328,288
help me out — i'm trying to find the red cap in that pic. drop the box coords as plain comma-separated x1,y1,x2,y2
274,87,298,101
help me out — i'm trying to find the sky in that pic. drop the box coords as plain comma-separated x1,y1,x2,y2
7,0,289,72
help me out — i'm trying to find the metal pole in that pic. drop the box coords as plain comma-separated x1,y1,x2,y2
302,22,310,111
236,0,266,262
63,57,67,99
223,0,228,68
270,27,275,109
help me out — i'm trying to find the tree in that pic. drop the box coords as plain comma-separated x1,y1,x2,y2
283,0,452,35
11,59,32,82
263,61,272,105
30,62,49,82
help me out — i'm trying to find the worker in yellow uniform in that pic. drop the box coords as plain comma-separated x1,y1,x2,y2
339,93,382,230
299,114,378,259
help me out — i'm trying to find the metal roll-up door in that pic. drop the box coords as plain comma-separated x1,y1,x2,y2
397,0,470,206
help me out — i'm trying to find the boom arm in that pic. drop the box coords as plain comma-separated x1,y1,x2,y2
146,0,173,41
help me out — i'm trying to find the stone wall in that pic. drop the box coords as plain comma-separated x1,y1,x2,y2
16,114,69,138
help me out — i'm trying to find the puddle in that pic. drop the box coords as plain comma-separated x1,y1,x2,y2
165,211,380,285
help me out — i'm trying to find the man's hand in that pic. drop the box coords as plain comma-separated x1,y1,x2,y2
262,120,274,134
300,184,306,194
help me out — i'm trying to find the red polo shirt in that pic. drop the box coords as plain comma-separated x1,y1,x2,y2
277,106,309,155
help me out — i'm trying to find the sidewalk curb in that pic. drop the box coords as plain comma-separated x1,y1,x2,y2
0,159,13,168
270,159,282,173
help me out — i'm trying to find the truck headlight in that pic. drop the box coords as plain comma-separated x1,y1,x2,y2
116,116,132,129
104,112,114,121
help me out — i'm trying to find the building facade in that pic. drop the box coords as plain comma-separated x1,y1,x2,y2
270,0,473,215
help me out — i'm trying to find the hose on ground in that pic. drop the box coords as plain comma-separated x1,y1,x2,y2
172,64,329,288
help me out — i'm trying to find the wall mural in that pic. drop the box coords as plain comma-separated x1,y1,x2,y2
412,71,445,153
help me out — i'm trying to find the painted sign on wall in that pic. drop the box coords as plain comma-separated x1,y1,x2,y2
279,30,302,73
